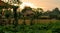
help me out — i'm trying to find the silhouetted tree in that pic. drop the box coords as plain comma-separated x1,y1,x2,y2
35,8,43,19
12,0,22,26
21,6,35,25
36,8,43,12
21,6,32,25
49,7,60,19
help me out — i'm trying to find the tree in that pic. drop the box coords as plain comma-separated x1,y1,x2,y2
14,0,22,4
49,7,60,19
6,0,22,4
31,8,42,24
11,0,22,32
7,0,22,26
4,10,11,18
12,0,22,25
0,9,2,14
21,6,35,25
36,8,43,12
43,10,51,16
35,8,43,19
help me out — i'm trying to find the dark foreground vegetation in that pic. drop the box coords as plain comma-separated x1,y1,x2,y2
0,6,60,33
0,21,60,33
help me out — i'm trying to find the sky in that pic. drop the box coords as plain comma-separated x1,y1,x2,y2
21,0,60,11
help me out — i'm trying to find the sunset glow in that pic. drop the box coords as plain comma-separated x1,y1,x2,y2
1,0,60,11
21,0,60,11
20,2,37,9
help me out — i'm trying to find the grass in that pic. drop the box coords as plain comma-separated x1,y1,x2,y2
0,21,60,33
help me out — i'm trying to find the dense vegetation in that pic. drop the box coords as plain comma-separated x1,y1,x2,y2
0,21,60,33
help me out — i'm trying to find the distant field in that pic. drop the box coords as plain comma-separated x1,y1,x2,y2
2,19,60,25
18,19,60,24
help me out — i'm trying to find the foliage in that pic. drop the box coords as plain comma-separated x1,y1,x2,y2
4,10,13,18
0,22,60,33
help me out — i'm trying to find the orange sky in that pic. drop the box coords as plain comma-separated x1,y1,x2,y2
21,0,60,11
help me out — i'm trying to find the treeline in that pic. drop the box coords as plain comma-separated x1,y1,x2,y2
0,6,60,20
17,7,60,20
